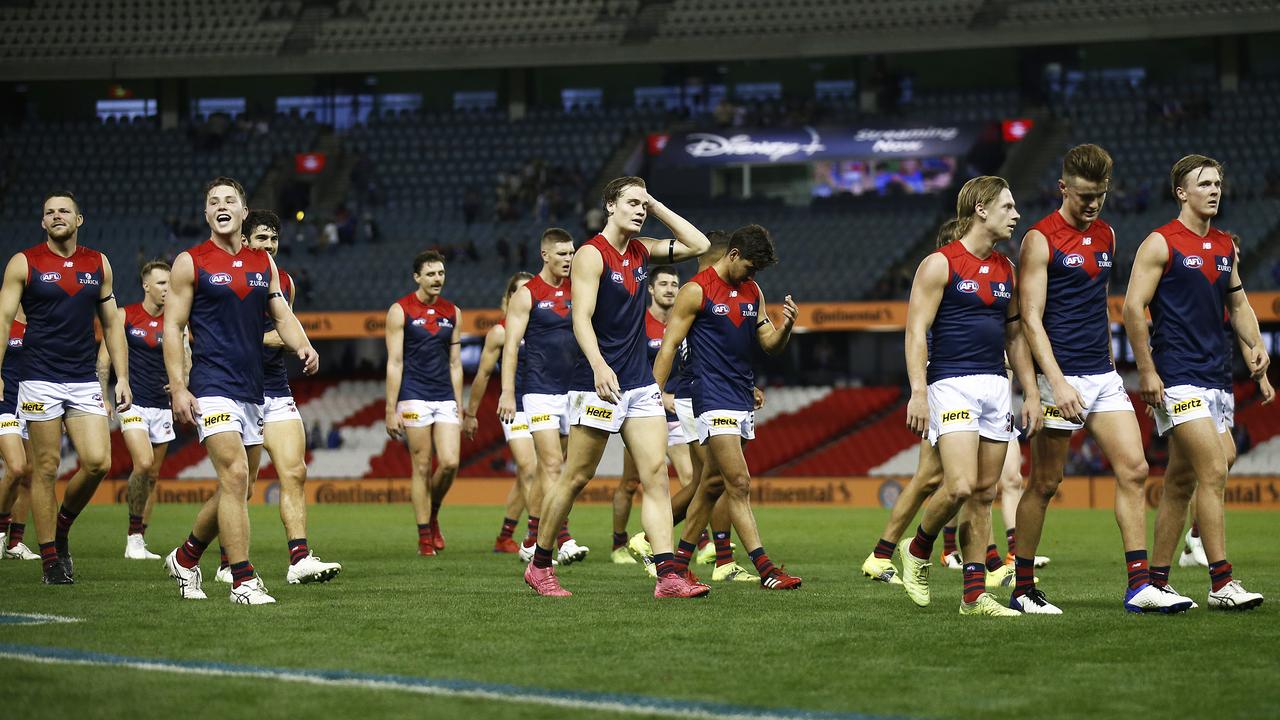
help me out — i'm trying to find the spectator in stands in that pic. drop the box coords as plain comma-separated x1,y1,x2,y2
361,211,380,244
307,420,322,451
292,268,312,307
583,205,606,236
327,426,343,449
1233,423,1251,456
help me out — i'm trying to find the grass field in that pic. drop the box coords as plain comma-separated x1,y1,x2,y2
2,503,1276,720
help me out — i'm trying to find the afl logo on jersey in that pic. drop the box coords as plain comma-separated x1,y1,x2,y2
7,338,20,348
537,300,554,310
411,317,428,327
648,338,662,350
129,327,148,338
210,272,233,285
712,303,730,316
610,271,625,284
955,279,979,294
1063,254,1085,268
1182,256,1204,269
39,271,61,283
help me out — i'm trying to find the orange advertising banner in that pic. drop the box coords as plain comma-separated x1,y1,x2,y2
75,475,1280,510
295,292,1280,338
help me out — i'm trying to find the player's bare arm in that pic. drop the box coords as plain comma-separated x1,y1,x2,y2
1224,258,1270,381
96,255,131,412
569,244,619,403
466,324,505,439
1122,232,1169,407
265,255,318,375
163,252,199,425
498,286,532,422
263,280,294,349
653,282,701,391
1004,283,1042,438
1018,228,1084,422
449,308,464,414
0,253,29,397
637,191,710,263
384,302,406,440
904,253,947,438
755,290,797,355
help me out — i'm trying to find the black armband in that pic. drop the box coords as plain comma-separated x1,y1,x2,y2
1005,314,1021,324
269,291,285,299
96,293,115,304
668,239,676,265
1227,284,1244,293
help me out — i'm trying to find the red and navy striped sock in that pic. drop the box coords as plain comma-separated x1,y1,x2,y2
908,525,937,561
128,514,144,536
962,562,986,604
176,533,208,569
0,512,10,536
532,544,554,569
557,522,573,547
8,522,25,547
697,530,710,549
1125,550,1150,591
39,542,58,573
229,560,255,588
872,538,895,560
1209,560,1233,592
1012,555,1035,599
654,552,678,577
219,545,229,570
942,526,958,556
713,531,733,567
1150,565,1170,588
499,517,518,540
54,505,78,555
417,523,432,546
674,539,697,572
985,544,1003,572
612,532,627,551
1005,527,1016,556
1190,523,1200,539
288,538,309,565
748,547,775,578
525,516,540,543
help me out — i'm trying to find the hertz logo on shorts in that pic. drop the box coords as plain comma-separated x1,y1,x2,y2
203,412,233,427
585,406,613,420
0,419,19,428
122,416,144,424
401,412,420,421
940,409,972,424
20,401,45,413
1172,398,1203,416
711,417,739,428
511,423,529,432
530,413,552,424
1043,405,1063,419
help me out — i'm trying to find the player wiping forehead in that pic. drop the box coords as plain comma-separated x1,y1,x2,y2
163,177,320,605
522,176,711,598
653,223,802,590
242,209,341,585
1122,155,1268,611
0,190,131,585
1011,143,1190,614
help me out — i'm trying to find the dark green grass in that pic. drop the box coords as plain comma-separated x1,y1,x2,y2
2,503,1276,720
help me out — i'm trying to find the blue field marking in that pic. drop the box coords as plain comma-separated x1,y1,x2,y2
0,643,908,720
0,613,82,626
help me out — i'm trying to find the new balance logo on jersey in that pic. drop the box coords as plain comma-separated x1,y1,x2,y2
209,272,233,285
585,405,613,420
955,279,979,294
940,409,971,424
1182,256,1204,269
711,417,738,428
203,412,232,427
63,261,74,267
20,401,45,413
232,260,243,267
39,272,61,283
978,266,990,274
1172,398,1204,416
1083,237,1092,246
247,272,269,288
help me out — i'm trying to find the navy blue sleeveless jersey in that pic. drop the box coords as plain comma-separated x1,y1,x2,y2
1,320,24,414
187,239,273,404
1150,219,1234,390
1034,211,1115,376
570,235,653,392
519,274,577,395
687,267,760,415
123,303,169,409
20,243,105,384
262,270,294,398
396,292,457,403
927,241,1014,384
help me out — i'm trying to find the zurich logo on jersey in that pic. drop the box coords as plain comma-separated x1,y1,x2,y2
209,272,233,285
78,272,100,286
712,303,730,315
1183,256,1204,269
955,279,979,294
1063,253,1085,268
39,271,61,283
610,271,625,284
247,272,269,288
